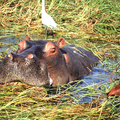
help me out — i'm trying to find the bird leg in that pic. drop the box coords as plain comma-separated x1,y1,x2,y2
45,27,56,39
51,30,54,39
45,26,48,40
51,30,57,38
48,29,56,38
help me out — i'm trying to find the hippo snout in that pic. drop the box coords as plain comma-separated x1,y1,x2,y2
0,53,50,87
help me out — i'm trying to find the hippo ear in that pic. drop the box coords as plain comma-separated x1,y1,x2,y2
8,53,16,60
24,34,30,41
8,53,13,60
18,40,32,52
57,37,65,49
26,54,34,59
17,35,30,53
18,40,26,51
25,54,34,65
44,42,56,53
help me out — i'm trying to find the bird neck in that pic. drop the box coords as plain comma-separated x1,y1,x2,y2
42,0,46,13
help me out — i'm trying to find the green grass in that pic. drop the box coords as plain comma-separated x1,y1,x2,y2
0,0,120,119
0,79,120,119
0,0,120,36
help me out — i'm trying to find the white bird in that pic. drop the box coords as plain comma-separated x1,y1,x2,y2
41,0,57,39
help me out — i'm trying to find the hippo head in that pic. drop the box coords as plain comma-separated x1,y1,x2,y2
16,37,69,87
0,53,50,86
33,38,69,86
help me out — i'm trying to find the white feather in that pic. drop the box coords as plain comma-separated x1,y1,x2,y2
41,0,57,29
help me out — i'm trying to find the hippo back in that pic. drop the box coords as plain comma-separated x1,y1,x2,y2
60,45,99,82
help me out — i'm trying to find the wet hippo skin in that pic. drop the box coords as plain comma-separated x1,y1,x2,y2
0,35,99,87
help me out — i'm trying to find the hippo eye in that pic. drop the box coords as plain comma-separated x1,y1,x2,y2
43,42,56,53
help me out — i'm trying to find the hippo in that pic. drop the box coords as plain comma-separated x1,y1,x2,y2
0,53,50,86
0,35,99,87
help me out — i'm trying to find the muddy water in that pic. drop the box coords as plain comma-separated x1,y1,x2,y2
0,34,120,103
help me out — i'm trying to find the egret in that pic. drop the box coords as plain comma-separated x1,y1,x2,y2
41,0,57,39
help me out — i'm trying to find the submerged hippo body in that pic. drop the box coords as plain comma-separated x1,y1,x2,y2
0,35,99,87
